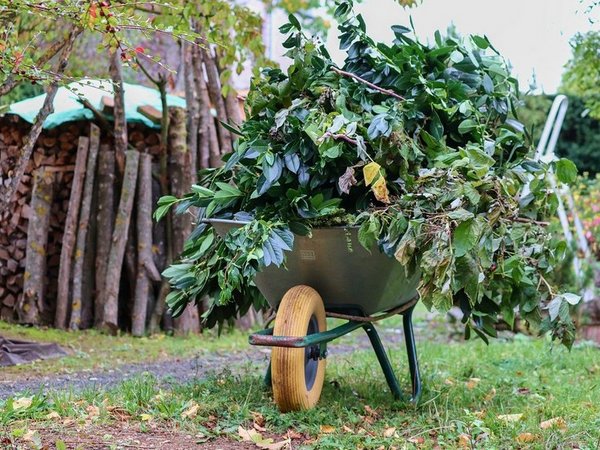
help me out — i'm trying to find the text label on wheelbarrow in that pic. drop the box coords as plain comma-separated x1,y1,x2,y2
300,250,316,260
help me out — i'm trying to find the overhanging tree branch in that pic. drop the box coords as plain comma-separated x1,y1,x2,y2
0,26,81,212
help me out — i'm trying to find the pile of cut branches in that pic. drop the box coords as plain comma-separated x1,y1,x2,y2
158,0,579,346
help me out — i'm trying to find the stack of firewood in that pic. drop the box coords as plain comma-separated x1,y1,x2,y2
0,115,177,334
0,118,78,322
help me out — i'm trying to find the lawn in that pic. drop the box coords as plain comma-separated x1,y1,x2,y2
0,321,249,382
1,315,599,449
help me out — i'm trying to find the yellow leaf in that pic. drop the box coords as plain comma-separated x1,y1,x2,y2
383,427,396,438
62,418,75,427
473,410,486,419
238,425,261,442
320,425,336,434
86,405,100,418
257,438,291,450
465,377,481,389
516,432,537,443
497,413,523,423
45,411,61,420
181,402,200,419
140,413,153,422
22,429,40,443
458,433,471,449
12,396,33,410
371,177,390,204
363,162,381,186
540,417,567,432
408,436,425,445
484,387,496,401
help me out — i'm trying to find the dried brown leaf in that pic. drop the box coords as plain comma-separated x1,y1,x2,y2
540,417,567,432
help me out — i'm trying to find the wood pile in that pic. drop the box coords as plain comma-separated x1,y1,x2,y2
0,116,171,333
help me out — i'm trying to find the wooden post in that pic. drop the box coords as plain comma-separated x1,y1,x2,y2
110,50,127,173
183,40,199,179
102,150,140,333
17,167,54,324
201,47,232,155
70,124,100,330
55,136,89,329
94,144,115,327
168,107,200,335
132,153,161,336
149,171,169,334
194,48,222,168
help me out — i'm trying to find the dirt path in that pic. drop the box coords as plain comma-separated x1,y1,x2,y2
0,326,427,400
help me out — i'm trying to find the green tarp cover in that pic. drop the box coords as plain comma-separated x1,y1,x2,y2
7,79,186,129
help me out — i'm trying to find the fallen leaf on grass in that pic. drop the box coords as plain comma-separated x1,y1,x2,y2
444,378,455,386
286,429,303,440
107,406,131,421
516,432,537,443
22,429,41,447
383,427,397,438
140,413,153,422
364,405,380,418
319,425,336,434
540,417,567,432
473,410,486,419
12,397,33,410
86,405,100,419
458,433,471,449
254,423,267,432
497,413,523,423
466,378,481,389
62,418,75,427
238,426,291,450
252,411,266,427
342,425,354,433
408,436,425,445
45,411,60,420
181,402,199,419
484,387,496,402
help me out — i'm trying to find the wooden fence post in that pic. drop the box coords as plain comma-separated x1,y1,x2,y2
55,136,89,329
168,107,200,335
70,124,100,330
17,167,55,324
102,150,140,333
132,153,161,336
94,144,115,327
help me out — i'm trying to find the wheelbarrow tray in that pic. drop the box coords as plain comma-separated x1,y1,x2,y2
208,219,419,315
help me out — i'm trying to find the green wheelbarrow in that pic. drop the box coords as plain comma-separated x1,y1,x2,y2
209,219,422,412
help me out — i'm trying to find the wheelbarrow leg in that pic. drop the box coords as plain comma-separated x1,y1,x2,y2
362,323,404,400
264,360,272,388
403,305,422,403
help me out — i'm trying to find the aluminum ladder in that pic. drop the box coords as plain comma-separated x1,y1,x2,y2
535,94,593,300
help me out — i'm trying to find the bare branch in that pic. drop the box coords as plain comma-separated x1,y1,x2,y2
331,66,405,101
0,26,81,212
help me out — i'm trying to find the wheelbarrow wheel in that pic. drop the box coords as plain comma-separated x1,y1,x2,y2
271,285,326,412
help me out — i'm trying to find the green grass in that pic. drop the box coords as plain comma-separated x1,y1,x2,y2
0,320,249,381
2,326,599,449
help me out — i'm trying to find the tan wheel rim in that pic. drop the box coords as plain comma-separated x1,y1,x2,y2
271,285,326,412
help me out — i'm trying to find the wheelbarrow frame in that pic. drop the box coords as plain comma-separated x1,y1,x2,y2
207,218,423,404
250,301,422,402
